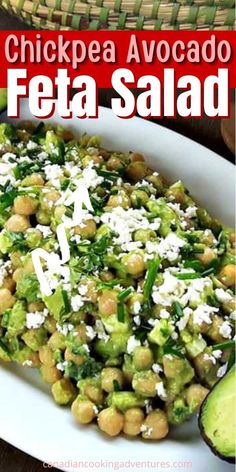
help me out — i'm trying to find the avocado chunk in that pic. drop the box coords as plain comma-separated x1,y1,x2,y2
199,365,235,463
0,89,7,112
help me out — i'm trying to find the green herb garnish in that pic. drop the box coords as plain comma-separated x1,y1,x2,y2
143,258,160,301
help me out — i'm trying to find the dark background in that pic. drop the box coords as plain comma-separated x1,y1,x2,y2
0,7,235,472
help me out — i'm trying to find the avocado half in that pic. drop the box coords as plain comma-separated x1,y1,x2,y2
0,88,7,112
199,364,235,463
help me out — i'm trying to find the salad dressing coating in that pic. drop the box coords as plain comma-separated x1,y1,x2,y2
0,121,235,439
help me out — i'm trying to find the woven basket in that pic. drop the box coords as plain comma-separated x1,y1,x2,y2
0,0,235,29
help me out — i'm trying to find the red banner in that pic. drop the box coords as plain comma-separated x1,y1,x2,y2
0,30,235,87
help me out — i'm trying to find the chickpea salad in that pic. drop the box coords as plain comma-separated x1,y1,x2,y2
0,121,235,440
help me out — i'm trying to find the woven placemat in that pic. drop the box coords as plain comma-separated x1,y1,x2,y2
0,0,235,29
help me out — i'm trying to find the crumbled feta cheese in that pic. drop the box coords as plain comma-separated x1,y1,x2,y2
159,309,170,319
193,304,218,325
101,206,160,246
217,363,228,378
27,140,38,150
95,320,109,342
155,381,167,399
144,400,153,414
44,164,63,181
157,233,186,262
26,309,48,329
78,285,88,296
203,353,216,365
22,360,33,367
93,405,99,415
152,363,163,374
56,323,74,336
71,295,84,312
82,162,104,189
212,349,222,359
140,424,153,436
86,325,96,340
219,321,232,339
133,315,141,326
133,301,141,315
215,288,233,303
56,361,68,372
127,335,141,354
185,206,197,218
36,225,53,238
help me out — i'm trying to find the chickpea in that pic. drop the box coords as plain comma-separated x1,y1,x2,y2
48,331,66,350
141,410,169,440
26,229,43,248
123,407,144,436
127,293,143,315
72,398,97,424
13,268,24,283
98,407,124,437
28,302,45,313
74,219,97,239
84,384,104,405
73,324,88,344
166,187,185,204
131,190,149,208
98,290,117,316
100,270,114,283
40,365,62,384
130,152,145,162
123,252,145,276
132,371,161,397
101,368,124,393
218,264,235,287
133,347,154,371
2,276,16,293
146,174,166,193
0,288,15,315
126,161,148,183
106,156,123,171
44,316,57,334
10,251,23,269
79,279,98,303
39,345,55,367
41,190,60,212
186,384,209,412
51,379,76,406
36,210,51,225
13,195,38,216
202,230,216,246
5,215,30,232
21,173,44,187
229,232,235,246
206,315,226,343
107,192,131,209
65,348,85,366
196,248,216,266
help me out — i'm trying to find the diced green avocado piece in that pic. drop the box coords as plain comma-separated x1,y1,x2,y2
185,335,207,358
148,319,173,346
22,327,47,351
163,355,194,386
101,313,131,334
0,123,16,144
107,391,146,412
199,365,235,463
51,378,76,405
94,332,130,358
17,273,40,304
43,286,65,322
0,89,7,112
4,301,26,337
167,397,192,425
147,198,180,236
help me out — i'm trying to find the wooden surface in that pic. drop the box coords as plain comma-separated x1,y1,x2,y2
0,8,235,472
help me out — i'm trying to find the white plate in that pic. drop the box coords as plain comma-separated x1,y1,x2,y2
0,100,235,472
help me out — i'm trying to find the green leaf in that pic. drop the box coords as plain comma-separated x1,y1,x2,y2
172,301,184,321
